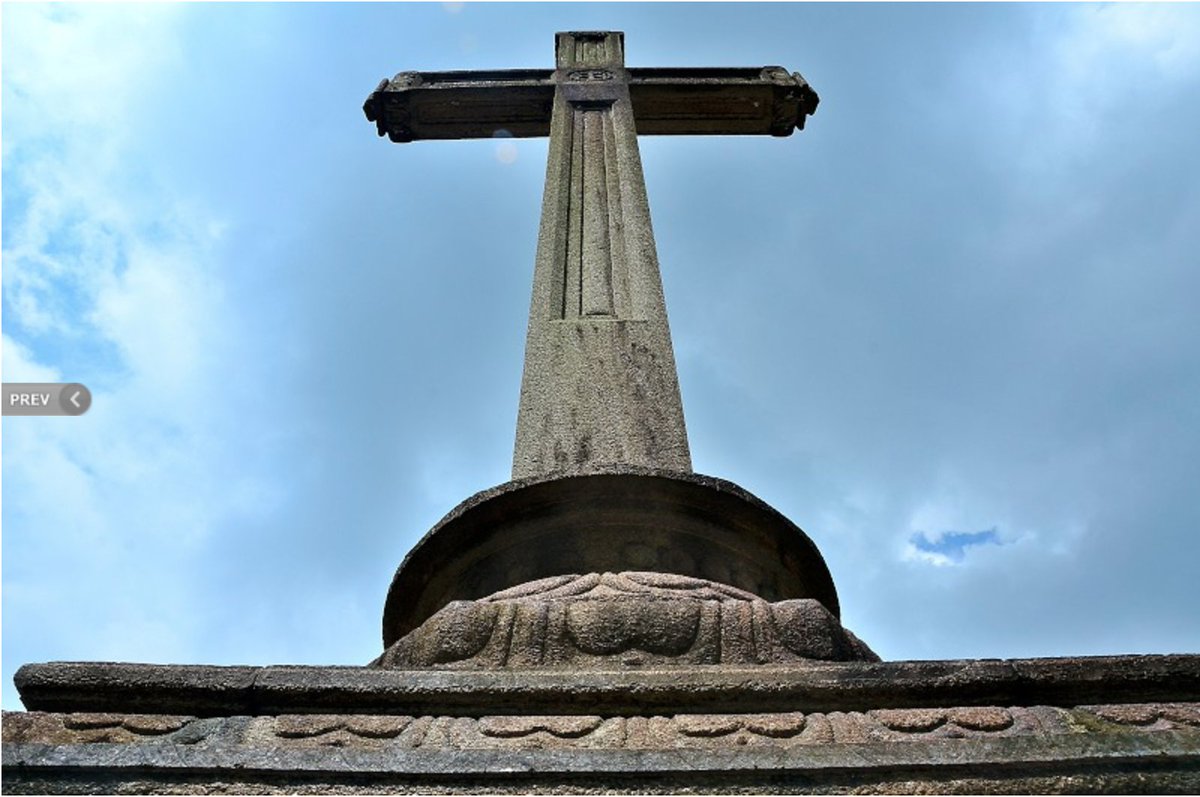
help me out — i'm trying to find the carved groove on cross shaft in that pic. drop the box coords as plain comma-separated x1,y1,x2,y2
557,31,624,69
559,101,628,320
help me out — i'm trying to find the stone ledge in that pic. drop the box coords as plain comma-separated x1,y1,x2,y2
10,654,1198,792
4,731,1199,795
14,655,1200,717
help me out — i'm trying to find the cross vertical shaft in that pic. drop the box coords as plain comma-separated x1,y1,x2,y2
364,32,830,645
513,32,691,478
364,30,818,480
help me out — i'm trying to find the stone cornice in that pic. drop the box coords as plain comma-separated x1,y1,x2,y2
13,654,1200,717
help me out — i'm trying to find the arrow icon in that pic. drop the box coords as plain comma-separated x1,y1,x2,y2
59,383,92,415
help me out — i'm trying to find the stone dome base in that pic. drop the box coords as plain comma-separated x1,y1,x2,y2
381,470,844,647
374,571,877,669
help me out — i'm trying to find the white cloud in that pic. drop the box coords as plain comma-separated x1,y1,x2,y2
953,5,1200,186
901,545,954,568
3,5,195,341
2,336,61,383
897,470,1063,570
1063,5,1200,82
1044,6,1199,159
2,5,185,140
3,3,232,401
91,238,225,397
2,4,259,697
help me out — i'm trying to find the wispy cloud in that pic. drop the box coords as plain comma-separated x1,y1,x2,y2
3,5,210,352
2,4,258,703
968,4,1200,179
1061,5,1200,82
905,528,1002,567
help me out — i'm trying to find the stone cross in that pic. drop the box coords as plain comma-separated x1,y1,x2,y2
365,31,818,480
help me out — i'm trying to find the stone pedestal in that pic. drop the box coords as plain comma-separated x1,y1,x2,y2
5,656,1200,793
8,469,1200,793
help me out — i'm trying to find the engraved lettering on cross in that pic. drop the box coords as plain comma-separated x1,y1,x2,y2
567,69,615,82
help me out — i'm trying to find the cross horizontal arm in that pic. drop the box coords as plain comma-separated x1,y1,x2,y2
363,67,818,143
632,67,818,136
364,70,555,142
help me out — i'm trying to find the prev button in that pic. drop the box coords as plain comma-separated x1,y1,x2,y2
2,383,93,416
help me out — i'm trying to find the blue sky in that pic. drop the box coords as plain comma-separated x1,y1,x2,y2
3,3,1199,709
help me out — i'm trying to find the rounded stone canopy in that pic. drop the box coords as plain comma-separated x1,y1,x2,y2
382,469,840,648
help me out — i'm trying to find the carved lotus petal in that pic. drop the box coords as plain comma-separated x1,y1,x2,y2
744,712,807,738
378,572,878,669
1159,704,1200,726
487,574,584,601
675,715,743,737
871,709,947,733
120,716,190,736
770,599,843,658
621,571,761,602
414,601,498,664
1090,705,1161,726
275,716,344,738
343,716,412,739
565,599,699,655
478,716,603,738
63,714,124,730
949,707,1013,732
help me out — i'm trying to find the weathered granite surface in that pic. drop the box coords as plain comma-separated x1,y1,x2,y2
363,65,818,142
377,572,875,669
381,469,842,647
364,32,818,481
512,32,691,479
13,656,1200,716
5,656,1200,793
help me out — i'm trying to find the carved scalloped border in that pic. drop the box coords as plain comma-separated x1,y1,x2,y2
5,703,1198,751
